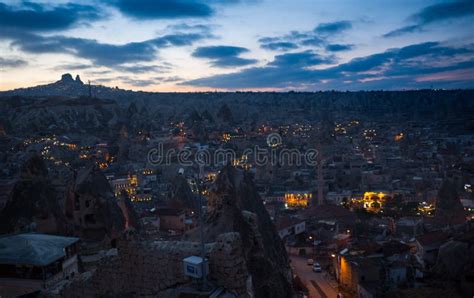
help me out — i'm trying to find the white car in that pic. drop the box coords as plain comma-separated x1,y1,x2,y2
312,262,322,272
307,258,314,266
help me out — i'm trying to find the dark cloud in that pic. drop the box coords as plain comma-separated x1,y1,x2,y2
260,41,298,51
109,0,213,19
413,0,474,25
183,42,474,90
383,25,421,38
300,37,324,46
166,23,212,34
151,33,208,47
0,29,209,68
258,32,320,50
0,57,27,68
0,2,102,32
314,21,352,35
193,45,248,58
384,0,474,37
269,51,334,67
192,45,257,67
326,44,354,52
108,0,256,20
184,50,335,88
258,21,351,51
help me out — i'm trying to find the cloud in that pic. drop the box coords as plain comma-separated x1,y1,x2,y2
413,0,474,25
258,21,351,51
151,33,209,47
166,23,213,34
117,77,158,87
183,42,474,90
314,21,352,35
155,76,184,82
184,50,335,88
258,31,314,51
108,0,256,20
95,75,185,87
192,45,257,67
384,0,474,37
53,63,92,71
326,44,354,52
0,57,27,68
92,77,115,84
383,25,421,38
260,41,298,51
300,37,324,46
269,51,334,67
0,2,102,32
108,0,213,19
0,29,209,68
115,64,171,73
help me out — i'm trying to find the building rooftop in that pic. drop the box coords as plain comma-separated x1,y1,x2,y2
0,233,79,266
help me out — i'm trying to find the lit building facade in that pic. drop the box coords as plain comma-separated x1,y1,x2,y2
284,191,312,208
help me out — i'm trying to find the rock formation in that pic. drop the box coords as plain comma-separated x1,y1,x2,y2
117,190,141,231
0,155,69,234
169,174,197,210
434,179,467,226
436,179,463,211
75,74,83,84
60,73,75,83
184,165,293,298
65,165,125,241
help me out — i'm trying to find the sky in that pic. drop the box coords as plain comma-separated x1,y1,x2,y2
0,0,473,92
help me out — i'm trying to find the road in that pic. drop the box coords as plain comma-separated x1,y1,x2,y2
290,256,339,298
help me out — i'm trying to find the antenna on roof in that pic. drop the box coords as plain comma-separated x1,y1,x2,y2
88,80,92,98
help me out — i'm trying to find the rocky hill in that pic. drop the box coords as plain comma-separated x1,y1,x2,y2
0,73,134,100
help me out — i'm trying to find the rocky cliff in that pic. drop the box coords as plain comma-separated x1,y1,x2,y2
117,190,141,231
169,174,197,210
65,165,125,241
184,165,293,298
0,155,69,234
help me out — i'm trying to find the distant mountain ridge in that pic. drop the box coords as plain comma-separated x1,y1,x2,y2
1,74,473,130
0,73,138,100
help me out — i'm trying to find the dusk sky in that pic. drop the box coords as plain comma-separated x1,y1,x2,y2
0,0,473,91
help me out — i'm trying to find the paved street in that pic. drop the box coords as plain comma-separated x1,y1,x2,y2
290,256,339,298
